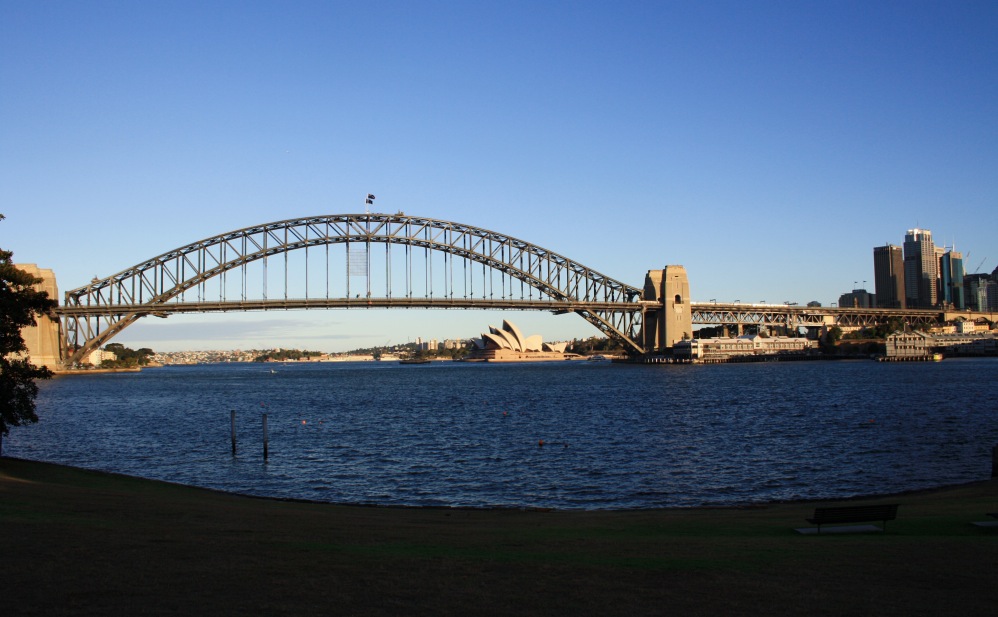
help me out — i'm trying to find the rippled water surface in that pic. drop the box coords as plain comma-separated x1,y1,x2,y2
6,358,998,509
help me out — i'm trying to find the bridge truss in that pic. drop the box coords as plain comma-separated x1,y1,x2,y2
689,303,943,331
58,213,646,364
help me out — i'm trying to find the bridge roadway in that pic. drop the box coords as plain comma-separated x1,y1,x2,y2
55,297,960,330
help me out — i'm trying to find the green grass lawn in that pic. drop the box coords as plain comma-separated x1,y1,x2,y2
2,457,996,616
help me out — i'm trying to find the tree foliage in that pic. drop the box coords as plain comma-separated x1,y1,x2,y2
253,349,323,362
567,336,623,354
1,214,58,437
101,343,155,368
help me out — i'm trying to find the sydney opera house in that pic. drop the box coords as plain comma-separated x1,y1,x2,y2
466,319,574,362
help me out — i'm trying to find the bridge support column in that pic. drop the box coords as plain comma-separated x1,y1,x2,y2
642,266,692,354
723,324,744,337
16,264,62,370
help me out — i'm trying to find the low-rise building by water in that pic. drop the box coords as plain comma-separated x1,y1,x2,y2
674,335,816,362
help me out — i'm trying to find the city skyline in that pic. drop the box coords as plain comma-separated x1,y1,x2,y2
3,2,996,352
867,226,991,313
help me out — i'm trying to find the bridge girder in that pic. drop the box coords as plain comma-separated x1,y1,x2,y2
690,303,943,330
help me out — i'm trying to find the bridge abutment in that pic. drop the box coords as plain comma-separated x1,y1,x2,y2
642,266,693,354
15,264,62,370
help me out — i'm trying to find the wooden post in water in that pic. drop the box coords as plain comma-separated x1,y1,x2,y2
263,413,269,460
992,444,998,478
230,410,237,455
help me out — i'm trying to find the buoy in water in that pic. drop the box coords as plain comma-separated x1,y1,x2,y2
538,439,544,447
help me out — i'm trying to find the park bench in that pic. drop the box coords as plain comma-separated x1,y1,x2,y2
804,504,899,534
971,512,998,528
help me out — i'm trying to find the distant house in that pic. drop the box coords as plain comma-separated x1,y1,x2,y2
87,348,118,366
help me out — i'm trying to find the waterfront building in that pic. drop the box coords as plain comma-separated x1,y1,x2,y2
939,250,965,309
886,330,997,358
885,331,933,358
873,245,905,308
467,319,573,362
903,228,937,308
673,335,815,362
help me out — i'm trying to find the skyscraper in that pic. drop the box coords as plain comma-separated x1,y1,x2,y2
964,273,989,311
873,244,905,308
903,228,937,308
939,250,965,309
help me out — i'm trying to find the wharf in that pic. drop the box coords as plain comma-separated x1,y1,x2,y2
635,352,823,365
876,353,944,363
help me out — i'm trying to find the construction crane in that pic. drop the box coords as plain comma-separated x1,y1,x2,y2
973,257,987,273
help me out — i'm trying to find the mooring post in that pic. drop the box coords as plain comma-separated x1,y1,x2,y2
230,410,237,455
263,413,269,460
992,444,998,478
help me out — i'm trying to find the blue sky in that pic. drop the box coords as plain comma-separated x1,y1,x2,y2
2,1,996,352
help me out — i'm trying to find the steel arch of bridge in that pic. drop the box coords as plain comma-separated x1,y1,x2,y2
59,213,647,364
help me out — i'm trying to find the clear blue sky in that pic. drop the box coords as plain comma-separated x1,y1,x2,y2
2,1,996,352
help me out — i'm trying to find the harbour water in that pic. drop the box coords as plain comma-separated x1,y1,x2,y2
6,358,998,509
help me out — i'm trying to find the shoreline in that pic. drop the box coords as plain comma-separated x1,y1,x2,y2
52,367,143,375
2,455,991,513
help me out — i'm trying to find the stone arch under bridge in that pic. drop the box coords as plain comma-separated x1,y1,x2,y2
50,213,689,366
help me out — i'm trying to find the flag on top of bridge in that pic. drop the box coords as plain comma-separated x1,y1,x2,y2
365,194,375,204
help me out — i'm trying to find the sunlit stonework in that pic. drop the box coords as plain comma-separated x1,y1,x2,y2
466,319,572,362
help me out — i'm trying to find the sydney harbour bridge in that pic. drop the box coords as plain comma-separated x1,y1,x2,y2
41,213,967,367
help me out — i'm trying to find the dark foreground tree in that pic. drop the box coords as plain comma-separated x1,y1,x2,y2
1,214,57,446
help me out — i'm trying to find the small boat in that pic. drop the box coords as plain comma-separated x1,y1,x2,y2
399,358,431,365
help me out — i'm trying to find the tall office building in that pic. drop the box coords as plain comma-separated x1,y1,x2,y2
903,228,937,308
873,244,905,308
939,250,965,309
838,288,875,308
964,274,994,311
